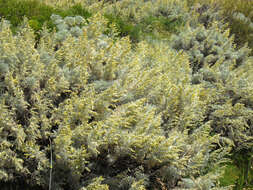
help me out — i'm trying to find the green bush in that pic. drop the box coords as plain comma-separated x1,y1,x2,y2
56,3,92,19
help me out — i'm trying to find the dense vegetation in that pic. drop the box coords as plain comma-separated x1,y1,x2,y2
0,0,253,189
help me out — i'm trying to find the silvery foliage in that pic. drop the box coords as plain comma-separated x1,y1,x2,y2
171,24,243,72
189,4,222,28
0,60,9,73
170,5,251,79
50,14,110,51
0,20,14,76
233,12,253,30
179,177,215,189
51,14,86,42
0,18,10,27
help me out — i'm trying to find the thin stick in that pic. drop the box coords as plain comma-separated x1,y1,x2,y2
49,138,53,190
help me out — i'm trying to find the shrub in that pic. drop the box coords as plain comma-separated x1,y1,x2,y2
170,4,253,153
170,5,253,188
213,0,253,54
170,5,251,74
186,0,253,55
0,15,231,189
1,1,253,189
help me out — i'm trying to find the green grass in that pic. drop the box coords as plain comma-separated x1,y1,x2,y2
104,13,142,42
0,0,185,44
104,13,185,43
0,0,91,33
219,151,253,190
219,163,240,187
